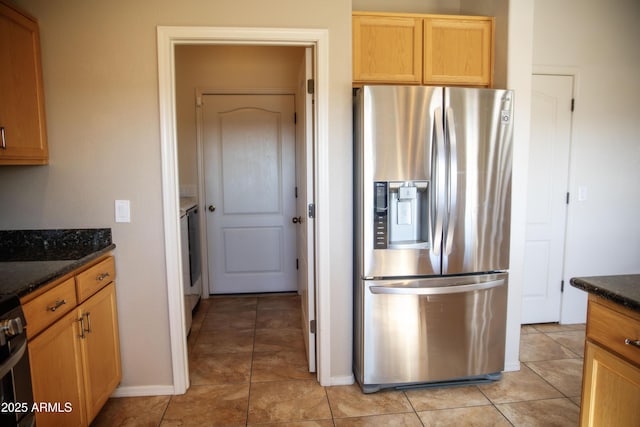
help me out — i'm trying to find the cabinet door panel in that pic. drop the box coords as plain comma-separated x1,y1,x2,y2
424,18,493,86
353,15,422,84
581,341,640,427
79,283,121,424
29,309,86,427
0,2,47,164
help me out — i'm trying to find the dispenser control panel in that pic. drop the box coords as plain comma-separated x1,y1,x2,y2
373,182,388,249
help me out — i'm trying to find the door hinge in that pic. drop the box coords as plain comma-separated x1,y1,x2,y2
561,280,565,292
310,319,316,334
566,192,570,204
295,186,298,198
571,98,575,112
294,112,297,124
307,79,315,94
308,203,315,218
296,258,299,270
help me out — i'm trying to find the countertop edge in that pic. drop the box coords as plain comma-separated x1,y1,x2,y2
15,243,116,298
570,276,640,313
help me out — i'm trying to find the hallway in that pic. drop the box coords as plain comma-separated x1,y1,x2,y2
92,294,584,426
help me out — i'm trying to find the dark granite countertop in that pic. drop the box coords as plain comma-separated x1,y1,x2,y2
570,275,640,313
0,229,115,298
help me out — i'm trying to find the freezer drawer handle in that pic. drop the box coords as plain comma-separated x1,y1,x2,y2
369,279,505,296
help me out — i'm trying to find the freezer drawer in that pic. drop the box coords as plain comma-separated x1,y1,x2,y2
354,273,507,392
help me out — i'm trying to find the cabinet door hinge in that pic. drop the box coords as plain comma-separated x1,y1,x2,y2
307,79,315,94
566,192,570,204
294,112,297,124
310,319,316,334
296,258,299,270
571,98,575,112
561,280,565,292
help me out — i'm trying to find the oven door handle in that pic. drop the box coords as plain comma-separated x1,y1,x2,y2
0,336,27,379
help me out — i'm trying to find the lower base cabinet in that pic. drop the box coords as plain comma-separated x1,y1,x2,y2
581,341,640,426
29,307,85,426
28,282,121,426
579,295,640,427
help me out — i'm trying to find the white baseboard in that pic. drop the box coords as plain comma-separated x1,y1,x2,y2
111,385,177,398
504,361,521,372
322,374,354,387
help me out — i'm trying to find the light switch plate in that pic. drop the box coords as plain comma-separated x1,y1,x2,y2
578,186,588,201
115,200,131,223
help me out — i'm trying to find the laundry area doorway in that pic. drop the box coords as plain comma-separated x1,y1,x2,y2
173,44,318,375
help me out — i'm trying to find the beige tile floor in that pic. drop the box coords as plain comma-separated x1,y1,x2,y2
92,295,585,426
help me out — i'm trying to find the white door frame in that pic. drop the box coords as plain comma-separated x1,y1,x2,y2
157,26,330,393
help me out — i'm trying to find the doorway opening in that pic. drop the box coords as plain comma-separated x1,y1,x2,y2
175,44,316,372
157,27,329,394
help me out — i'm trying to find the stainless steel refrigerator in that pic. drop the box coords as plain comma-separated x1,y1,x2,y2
353,85,514,393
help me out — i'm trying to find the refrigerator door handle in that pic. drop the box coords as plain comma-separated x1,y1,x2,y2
444,107,458,255
432,106,446,256
369,279,505,296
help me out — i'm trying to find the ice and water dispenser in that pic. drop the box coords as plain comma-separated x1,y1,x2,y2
373,181,430,249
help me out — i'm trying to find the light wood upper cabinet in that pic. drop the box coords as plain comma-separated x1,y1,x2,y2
352,14,423,84
423,16,493,86
0,0,48,165
352,12,494,87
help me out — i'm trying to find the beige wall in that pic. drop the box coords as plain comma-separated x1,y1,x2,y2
1,0,352,391
353,0,461,14
533,0,640,322
175,45,305,192
0,0,575,392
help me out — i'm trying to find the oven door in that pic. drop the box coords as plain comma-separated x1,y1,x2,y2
0,325,34,426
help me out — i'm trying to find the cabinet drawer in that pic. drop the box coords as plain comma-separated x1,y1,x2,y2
75,256,115,303
588,300,640,367
23,277,77,339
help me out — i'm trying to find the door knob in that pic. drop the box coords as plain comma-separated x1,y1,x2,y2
292,216,302,224
208,205,216,212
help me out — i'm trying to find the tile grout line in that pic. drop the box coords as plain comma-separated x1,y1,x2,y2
245,298,259,426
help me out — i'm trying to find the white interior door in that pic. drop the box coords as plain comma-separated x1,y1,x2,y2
296,48,316,372
203,94,297,294
522,74,573,324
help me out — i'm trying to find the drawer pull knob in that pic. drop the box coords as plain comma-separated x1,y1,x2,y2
97,272,110,281
624,338,640,348
48,299,67,312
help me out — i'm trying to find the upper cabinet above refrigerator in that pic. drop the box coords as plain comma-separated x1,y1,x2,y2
352,12,494,87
